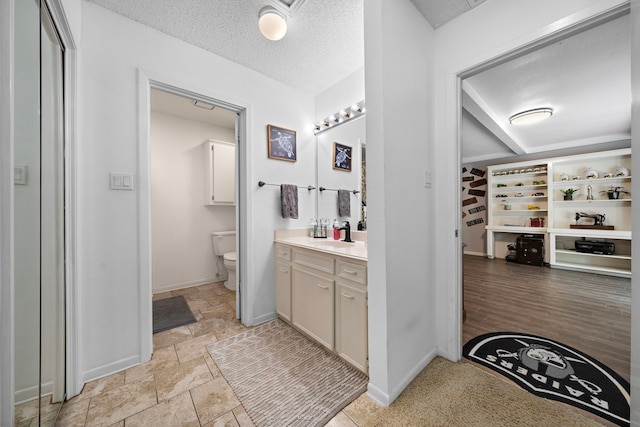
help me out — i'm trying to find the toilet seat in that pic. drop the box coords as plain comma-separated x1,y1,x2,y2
223,252,236,264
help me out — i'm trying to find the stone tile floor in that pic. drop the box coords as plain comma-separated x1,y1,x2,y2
16,281,373,427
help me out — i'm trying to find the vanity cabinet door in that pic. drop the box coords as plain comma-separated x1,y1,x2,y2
336,281,368,373
275,262,291,321
292,268,334,350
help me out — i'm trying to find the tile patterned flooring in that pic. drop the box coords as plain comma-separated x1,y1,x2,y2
25,281,371,427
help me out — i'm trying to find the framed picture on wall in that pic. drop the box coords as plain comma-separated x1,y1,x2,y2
267,124,297,162
332,142,352,172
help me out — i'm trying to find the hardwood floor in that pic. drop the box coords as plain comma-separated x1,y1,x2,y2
463,254,631,382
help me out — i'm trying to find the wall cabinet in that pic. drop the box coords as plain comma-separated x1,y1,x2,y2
486,148,631,277
203,139,235,206
275,243,368,373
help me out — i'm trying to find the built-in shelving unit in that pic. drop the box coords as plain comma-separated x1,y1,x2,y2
486,148,632,277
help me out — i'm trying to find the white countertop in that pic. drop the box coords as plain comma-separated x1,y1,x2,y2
274,229,367,261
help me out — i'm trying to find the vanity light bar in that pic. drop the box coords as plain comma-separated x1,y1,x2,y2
313,100,365,135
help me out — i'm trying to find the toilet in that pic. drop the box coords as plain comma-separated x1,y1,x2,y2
211,231,236,291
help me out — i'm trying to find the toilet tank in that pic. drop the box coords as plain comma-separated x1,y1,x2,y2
211,231,236,256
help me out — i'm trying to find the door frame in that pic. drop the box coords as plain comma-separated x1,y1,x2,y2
136,70,249,362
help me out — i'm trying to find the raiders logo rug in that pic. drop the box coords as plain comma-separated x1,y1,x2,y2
463,332,630,426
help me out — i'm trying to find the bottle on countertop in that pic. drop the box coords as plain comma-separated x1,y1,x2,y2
333,219,340,240
309,218,317,237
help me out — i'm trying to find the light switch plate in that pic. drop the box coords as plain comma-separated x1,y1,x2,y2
14,165,28,185
424,170,432,188
110,173,134,190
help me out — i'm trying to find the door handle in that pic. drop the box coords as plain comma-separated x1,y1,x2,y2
317,284,329,289
342,293,355,299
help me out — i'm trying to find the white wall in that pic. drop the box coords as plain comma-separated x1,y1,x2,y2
150,111,235,293
432,0,629,361
315,68,365,120
78,3,315,383
363,0,436,405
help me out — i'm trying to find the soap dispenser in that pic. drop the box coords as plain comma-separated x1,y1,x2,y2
333,219,340,240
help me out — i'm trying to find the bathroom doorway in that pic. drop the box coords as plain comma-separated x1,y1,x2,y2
138,77,248,360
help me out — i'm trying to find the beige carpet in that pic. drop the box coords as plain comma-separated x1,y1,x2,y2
345,357,606,427
207,320,368,427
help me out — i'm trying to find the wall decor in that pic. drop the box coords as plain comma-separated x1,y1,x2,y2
470,167,486,177
468,205,486,214
469,178,487,188
332,142,352,172
462,197,478,207
462,176,475,182
267,124,297,162
467,217,484,227
468,189,486,197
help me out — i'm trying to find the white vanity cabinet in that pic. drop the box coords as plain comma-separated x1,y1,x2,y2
203,139,235,206
275,242,368,373
335,260,368,372
274,244,292,321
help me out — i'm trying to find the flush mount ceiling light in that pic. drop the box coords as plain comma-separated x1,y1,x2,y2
258,6,287,41
509,108,553,125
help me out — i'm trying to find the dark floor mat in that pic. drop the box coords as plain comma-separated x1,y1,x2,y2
153,295,197,334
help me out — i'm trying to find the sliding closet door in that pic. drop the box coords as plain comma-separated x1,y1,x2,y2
40,1,66,407
14,0,43,418
13,0,66,424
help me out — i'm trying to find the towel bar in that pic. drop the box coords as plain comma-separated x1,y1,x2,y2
318,186,360,194
258,181,315,191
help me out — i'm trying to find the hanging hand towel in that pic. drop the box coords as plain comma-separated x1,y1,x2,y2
338,189,351,217
280,184,299,219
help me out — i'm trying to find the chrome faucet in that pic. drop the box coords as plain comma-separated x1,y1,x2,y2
340,221,353,242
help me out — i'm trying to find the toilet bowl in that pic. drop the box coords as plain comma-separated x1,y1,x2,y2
223,252,236,291
211,231,236,291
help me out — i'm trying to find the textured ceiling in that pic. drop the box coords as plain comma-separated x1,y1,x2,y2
462,12,630,164
410,0,487,28
86,0,481,95
87,0,365,95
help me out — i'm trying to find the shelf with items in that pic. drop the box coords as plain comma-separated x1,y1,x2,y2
549,233,631,278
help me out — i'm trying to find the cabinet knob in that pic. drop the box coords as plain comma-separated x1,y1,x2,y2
344,268,357,274
317,284,329,289
342,293,355,299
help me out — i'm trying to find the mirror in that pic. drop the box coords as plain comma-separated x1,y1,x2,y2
14,1,66,425
316,116,366,229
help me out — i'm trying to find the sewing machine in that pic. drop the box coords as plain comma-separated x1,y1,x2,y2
574,212,606,226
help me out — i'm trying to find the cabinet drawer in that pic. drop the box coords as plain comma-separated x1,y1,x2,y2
293,249,334,274
275,244,291,261
336,260,367,285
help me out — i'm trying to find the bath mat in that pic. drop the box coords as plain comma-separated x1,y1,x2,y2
152,295,197,333
463,332,630,426
207,320,368,427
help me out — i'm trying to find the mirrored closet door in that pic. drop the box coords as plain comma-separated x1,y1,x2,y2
14,0,66,424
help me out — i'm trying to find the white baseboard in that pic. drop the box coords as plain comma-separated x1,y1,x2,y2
152,276,222,294
463,251,486,257
14,384,38,406
366,348,438,406
81,354,141,386
246,311,277,327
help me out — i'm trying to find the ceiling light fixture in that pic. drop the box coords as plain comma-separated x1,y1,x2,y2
313,101,366,135
509,108,553,125
258,6,287,41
